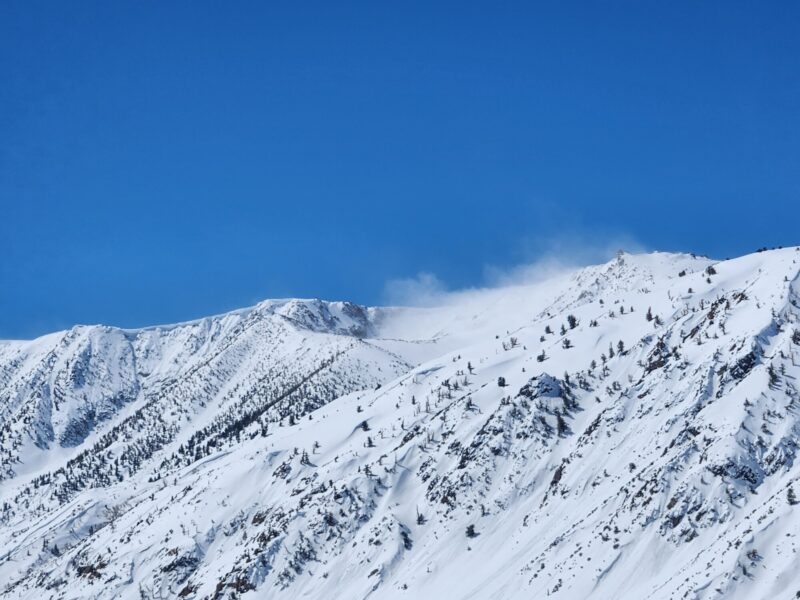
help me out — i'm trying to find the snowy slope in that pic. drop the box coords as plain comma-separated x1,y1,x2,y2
2,248,800,599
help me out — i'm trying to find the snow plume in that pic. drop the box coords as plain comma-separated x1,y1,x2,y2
382,272,450,307
484,232,648,287
383,232,647,307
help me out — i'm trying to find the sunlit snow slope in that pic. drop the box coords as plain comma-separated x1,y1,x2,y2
2,248,800,600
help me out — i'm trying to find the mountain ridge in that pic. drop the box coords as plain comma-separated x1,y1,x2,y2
2,247,800,599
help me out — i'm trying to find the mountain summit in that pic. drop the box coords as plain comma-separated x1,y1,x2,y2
2,248,800,599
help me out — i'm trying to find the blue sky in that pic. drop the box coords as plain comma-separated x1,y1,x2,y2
1,1,798,338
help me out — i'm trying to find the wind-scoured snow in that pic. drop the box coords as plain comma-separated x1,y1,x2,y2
2,248,800,599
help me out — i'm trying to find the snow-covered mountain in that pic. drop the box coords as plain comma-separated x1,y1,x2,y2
2,248,800,599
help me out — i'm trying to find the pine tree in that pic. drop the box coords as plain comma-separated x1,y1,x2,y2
556,413,568,437
768,364,780,388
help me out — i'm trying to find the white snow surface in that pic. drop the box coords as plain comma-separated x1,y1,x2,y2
3,248,800,599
